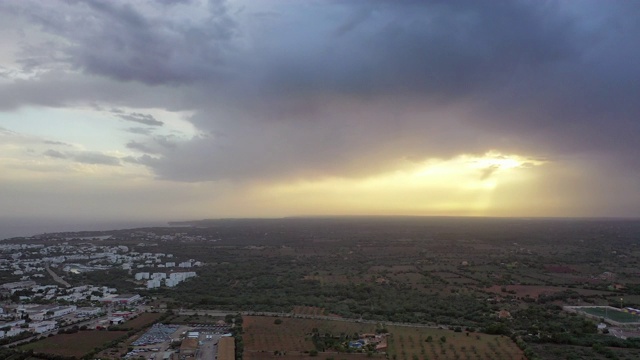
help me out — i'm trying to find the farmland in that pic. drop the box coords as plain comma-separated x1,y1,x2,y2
242,315,525,360
385,326,524,360
243,316,377,353
112,311,164,330
20,330,127,358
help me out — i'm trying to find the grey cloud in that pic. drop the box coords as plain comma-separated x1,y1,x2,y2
0,70,185,111
44,148,121,166
114,112,164,126
126,141,158,154
154,135,177,149
125,136,178,155
479,166,499,181
0,126,15,135
124,154,158,165
43,149,67,159
55,0,235,85
126,127,154,135
3,0,640,189
43,140,72,147
72,152,121,166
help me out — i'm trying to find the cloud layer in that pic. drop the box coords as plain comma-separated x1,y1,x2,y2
1,0,640,219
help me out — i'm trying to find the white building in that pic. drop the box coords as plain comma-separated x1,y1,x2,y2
135,272,150,281
29,321,56,333
76,307,102,317
6,327,27,337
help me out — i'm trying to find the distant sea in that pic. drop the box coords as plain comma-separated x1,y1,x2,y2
0,218,167,240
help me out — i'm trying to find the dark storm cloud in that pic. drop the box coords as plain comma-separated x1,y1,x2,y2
262,1,577,99
3,1,640,186
71,0,235,85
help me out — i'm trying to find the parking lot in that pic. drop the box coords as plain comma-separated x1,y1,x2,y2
124,323,232,359
133,323,181,346
124,324,184,359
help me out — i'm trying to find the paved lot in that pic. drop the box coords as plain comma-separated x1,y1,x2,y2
196,333,221,360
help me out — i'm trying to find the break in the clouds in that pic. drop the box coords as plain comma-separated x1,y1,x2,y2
1,0,640,222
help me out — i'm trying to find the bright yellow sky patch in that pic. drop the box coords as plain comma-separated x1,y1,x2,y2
259,152,546,216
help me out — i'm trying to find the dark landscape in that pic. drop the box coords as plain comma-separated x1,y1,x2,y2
1,217,640,359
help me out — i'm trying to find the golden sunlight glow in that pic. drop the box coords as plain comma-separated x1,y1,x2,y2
259,152,547,216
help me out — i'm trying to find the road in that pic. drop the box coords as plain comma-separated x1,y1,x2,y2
45,264,71,288
178,309,442,329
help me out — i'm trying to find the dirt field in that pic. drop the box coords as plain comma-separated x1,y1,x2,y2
113,311,163,330
20,330,127,358
386,326,525,360
244,316,378,353
243,316,525,360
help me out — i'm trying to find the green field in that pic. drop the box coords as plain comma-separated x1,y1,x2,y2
580,307,640,323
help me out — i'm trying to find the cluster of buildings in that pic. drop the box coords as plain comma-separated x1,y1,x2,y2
135,271,197,289
0,279,143,339
0,281,122,303
0,239,202,283
0,302,98,339
348,333,388,352
0,319,57,338
0,232,206,341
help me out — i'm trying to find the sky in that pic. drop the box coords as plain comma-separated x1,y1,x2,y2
1,0,640,232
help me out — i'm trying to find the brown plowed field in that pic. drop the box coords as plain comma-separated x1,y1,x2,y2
21,330,127,358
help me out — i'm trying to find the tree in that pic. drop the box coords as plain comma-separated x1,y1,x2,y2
426,335,433,342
